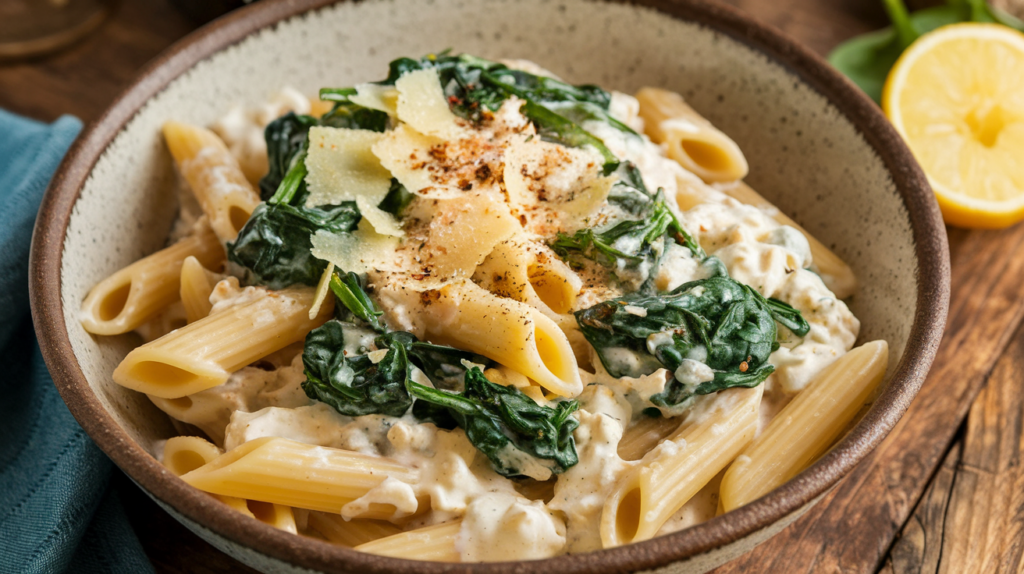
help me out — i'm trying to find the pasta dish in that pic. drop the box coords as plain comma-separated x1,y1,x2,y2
80,53,884,561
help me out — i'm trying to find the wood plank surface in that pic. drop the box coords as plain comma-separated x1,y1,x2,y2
3,1,1020,573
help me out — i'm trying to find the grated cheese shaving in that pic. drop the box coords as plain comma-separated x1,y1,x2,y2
395,68,467,139
310,219,400,275
349,83,399,116
304,126,392,207
308,263,335,320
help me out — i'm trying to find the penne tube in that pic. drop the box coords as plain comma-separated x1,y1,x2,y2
180,437,419,519
244,500,298,534
354,520,462,562
307,512,403,547
601,385,762,547
423,279,583,397
179,255,219,323
616,415,683,461
636,87,749,183
163,121,261,243
162,436,254,518
79,222,223,336
716,181,858,299
719,341,888,512
474,235,582,316
113,287,333,398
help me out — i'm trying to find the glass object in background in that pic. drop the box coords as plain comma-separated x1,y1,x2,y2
0,0,116,61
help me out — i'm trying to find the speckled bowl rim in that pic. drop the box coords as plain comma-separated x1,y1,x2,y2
29,0,950,572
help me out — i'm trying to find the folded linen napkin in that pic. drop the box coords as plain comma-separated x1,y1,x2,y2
0,109,154,574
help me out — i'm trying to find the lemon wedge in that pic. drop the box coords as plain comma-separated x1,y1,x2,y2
883,23,1024,229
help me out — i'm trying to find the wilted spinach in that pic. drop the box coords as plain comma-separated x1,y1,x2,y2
829,0,1024,103
227,202,359,289
302,320,413,417
410,367,579,477
228,99,391,289
376,52,624,173
551,161,703,289
575,276,808,407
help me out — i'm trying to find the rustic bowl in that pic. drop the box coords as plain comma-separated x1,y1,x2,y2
29,0,950,572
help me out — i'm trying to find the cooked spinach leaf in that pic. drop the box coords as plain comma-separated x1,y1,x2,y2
377,331,490,391
378,52,623,172
329,271,386,333
766,297,811,337
229,97,390,288
227,201,359,289
575,276,793,406
301,320,492,419
409,367,579,477
260,113,319,202
301,320,413,417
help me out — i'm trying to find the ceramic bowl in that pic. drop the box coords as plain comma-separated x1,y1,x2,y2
29,0,950,572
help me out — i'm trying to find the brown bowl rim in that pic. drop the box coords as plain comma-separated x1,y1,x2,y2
29,0,950,572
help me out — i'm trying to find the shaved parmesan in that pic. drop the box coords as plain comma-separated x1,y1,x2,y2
308,263,335,320
372,125,464,199
355,196,404,237
349,83,399,115
503,134,612,215
395,68,466,139
310,219,400,275
408,192,519,290
305,127,392,208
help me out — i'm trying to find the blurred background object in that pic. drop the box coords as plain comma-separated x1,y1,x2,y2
993,0,1024,17
0,0,117,61
169,0,254,24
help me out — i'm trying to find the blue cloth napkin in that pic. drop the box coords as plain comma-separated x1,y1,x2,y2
0,109,155,574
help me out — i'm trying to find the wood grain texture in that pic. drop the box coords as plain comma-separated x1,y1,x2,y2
3,1,1016,573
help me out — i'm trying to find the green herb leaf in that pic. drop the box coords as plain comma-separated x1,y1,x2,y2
329,272,386,333
301,321,413,417
227,201,360,289
409,367,580,477
828,0,1023,103
575,276,794,406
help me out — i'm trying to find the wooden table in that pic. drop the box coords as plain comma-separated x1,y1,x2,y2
5,1,1020,572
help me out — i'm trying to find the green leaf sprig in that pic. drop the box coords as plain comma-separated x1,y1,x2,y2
829,0,1024,102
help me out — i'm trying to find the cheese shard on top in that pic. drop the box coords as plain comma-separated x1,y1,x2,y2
402,191,520,291
349,83,399,116
310,219,401,275
395,68,467,140
503,134,615,231
304,126,403,236
372,124,465,199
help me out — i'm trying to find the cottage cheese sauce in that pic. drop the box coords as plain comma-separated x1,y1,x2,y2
148,81,859,560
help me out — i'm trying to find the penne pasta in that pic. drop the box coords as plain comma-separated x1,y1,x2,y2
616,415,683,462
180,437,419,519
179,255,218,323
474,235,582,317
80,222,223,336
422,279,583,397
163,121,262,243
636,87,749,183
601,386,762,547
716,181,858,299
719,341,888,512
113,287,332,398
244,500,299,534
353,520,462,562
162,436,255,518
306,512,403,547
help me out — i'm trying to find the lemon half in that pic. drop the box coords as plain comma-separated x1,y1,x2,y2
884,23,1024,229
